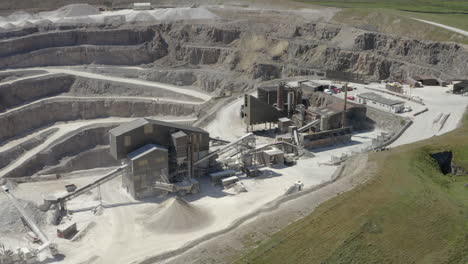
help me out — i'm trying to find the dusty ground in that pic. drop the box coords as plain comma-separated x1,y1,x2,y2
163,154,374,264
0,90,382,264
0,3,467,264
316,79,468,146
162,82,468,264
0,66,465,264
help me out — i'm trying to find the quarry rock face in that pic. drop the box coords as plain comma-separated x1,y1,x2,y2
0,74,75,111
3,124,124,179
0,21,465,81
351,32,468,79
0,98,199,142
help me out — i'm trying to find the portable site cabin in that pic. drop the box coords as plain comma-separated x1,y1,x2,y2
356,92,405,113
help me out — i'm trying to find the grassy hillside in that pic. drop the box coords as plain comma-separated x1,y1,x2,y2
296,0,468,44
298,0,468,13
330,8,468,44
235,110,468,264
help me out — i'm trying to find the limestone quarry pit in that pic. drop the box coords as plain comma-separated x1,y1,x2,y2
0,3,467,264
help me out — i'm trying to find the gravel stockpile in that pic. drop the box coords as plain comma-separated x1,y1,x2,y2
151,7,219,21
38,4,100,19
0,5,219,30
126,12,156,23
33,19,53,27
143,197,213,233
7,11,35,21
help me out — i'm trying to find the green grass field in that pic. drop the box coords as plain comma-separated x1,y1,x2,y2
294,0,468,43
329,8,468,44
299,0,468,13
235,110,468,264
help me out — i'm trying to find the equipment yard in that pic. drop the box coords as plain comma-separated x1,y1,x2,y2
0,2,467,264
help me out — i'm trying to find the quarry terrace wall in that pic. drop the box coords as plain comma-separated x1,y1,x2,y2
0,29,156,57
0,98,199,142
0,72,203,108
68,76,202,101
0,128,57,170
0,22,466,81
0,74,75,111
38,146,119,175
2,124,119,179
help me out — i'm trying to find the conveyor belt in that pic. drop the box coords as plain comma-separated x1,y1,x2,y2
297,119,320,132
194,133,254,166
58,165,127,204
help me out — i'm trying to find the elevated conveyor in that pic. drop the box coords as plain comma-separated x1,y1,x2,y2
57,165,127,208
194,133,255,166
297,119,320,133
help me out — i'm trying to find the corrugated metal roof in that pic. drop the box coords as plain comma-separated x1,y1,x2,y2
109,118,208,136
357,92,404,106
109,118,149,136
146,118,208,134
128,144,167,160
258,85,278,92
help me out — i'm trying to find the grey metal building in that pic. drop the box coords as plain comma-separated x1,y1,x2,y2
110,118,209,161
243,94,284,126
124,144,169,199
243,82,303,128
109,118,210,198
302,127,353,149
312,102,367,131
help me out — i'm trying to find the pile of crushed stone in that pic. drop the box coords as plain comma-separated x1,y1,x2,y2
142,197,213,233
7,11,36,21
125,7,219,23
0,199,47,234
0,5,219,30
0,4,99,24
151,7,219,21
126,11,156,23
38,4,100,19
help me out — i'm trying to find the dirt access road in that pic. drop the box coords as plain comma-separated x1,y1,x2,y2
412,18,468,37
0,67,213,101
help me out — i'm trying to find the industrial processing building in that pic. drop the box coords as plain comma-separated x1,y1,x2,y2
242,82,303,130
311,102,366,131
240,81,369,151
109,118,210,198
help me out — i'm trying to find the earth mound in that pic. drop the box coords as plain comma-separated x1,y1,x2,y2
143,197,213,233
45,4,100,18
